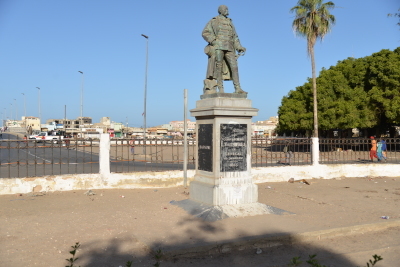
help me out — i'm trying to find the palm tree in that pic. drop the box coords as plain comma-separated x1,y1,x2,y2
291,0,335,137
387,8,400,28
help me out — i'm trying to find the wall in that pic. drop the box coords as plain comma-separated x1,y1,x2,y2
0,171,196,195
1,164,399,195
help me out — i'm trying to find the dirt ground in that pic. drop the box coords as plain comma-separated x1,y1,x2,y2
1,177,400,267
165,227,400,267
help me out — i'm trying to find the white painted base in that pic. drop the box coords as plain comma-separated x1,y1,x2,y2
190,179,258,206
2,163,400,195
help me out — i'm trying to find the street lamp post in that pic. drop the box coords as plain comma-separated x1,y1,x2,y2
36,87,41,124
9,103,12,121
141,34,148,154
78,71,84,118
78,71,84,137
14,99,17,121
21,93,26,118
21,93,26,130
126,116,129,136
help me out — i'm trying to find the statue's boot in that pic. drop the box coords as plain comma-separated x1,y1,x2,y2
234,84,247,94
232,70,246,94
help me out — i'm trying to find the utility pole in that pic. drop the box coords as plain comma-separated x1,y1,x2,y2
13,99,17,121
36,87,41,125
64,104,67,134
21,93,26,118
141,34,149,154
78,71,84,118
126,116,129,137
78,71,84,138
9,103,12,121
183,89,188,187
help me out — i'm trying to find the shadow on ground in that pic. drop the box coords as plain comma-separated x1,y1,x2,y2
73,215,359,267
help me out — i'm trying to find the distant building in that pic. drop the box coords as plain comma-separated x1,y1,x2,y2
23,116,41,131
2,116,40,134
46,117,92,129
92,118,124,137
170,120,196,131
4,119,22,128
252,117,278,137
45,117,93,137
111,122,123,137
100,117,111,126
92,117,109,135
41,122,64,132
147,127,168,138
159,123,173,131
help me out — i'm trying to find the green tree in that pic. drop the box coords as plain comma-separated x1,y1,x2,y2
316,61,375,131
366,49,400,131
278,59,374,135
290,0,336,137
277,82,313,134
277,48,400,136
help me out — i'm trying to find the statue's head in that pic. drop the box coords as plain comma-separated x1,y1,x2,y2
218,5,229,16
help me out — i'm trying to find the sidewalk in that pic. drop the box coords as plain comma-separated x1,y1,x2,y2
1,176,400,266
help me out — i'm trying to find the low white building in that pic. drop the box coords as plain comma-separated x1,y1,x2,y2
252,117,278,137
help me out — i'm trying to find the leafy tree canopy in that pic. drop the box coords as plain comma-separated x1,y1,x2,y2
277,47,400,135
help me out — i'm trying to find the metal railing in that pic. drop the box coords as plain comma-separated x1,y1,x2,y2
110,138,196,173
2,135,400,179
319,138,400,164
252,137,312,166
0,138,98,178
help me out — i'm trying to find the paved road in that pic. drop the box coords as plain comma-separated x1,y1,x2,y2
0,133,195,178
0,133,99,177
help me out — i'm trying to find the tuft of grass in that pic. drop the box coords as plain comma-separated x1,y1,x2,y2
305,254,327,267
65,242,134,267
65,242,81,267
289,254,383,267
288,256,302,266
153,248,164,267
64,243,383,267
361,254,383,267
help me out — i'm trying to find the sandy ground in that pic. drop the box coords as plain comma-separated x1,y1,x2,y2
165,227,400,267
1,177,400,267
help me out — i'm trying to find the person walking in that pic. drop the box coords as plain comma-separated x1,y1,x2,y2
129,138,135,160
283,143,293,165
370,136,378,162
381,139,388,161
377,139,383,162
278,140,293,165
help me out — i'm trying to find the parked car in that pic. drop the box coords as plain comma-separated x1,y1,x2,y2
29,132,64,144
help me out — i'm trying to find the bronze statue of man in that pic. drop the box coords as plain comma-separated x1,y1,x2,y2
202,5,246,94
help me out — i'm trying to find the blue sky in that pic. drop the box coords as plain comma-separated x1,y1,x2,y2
1,0,399,127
